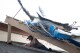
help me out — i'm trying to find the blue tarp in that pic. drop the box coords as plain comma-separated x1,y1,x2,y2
49,25,80,47
25,20,80,47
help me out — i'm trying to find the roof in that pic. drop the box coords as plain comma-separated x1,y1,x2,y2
0,41,65,53
0,22,29,35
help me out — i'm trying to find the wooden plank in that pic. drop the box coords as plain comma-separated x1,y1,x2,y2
5,16,80,53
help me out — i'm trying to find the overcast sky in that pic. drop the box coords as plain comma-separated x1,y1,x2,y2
0,0,80,34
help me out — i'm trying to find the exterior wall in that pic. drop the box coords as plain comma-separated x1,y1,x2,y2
11,33,30,43
0,30,29,43
0,30,65,51
0,30,7,41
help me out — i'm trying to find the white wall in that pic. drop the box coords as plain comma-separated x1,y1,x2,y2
0,30,7,41
0,30,65,51
11,33,30,43
0,30,29,43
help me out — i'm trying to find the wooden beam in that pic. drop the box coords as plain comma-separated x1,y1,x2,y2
5,16,80,53
7,24,11,43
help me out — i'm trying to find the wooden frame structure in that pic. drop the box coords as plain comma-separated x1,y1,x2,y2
5,16,80,53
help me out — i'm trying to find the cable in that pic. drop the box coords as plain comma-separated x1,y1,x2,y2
13,8,22,18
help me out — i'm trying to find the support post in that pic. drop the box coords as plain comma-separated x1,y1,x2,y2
7,24,11,43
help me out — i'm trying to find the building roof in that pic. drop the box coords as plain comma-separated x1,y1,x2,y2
0,22,29,35
0,41,58,53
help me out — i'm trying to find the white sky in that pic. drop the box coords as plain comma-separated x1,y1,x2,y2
0,0,80,51
0,0,80,34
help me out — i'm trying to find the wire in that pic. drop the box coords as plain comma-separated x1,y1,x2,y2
13,8,22,18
